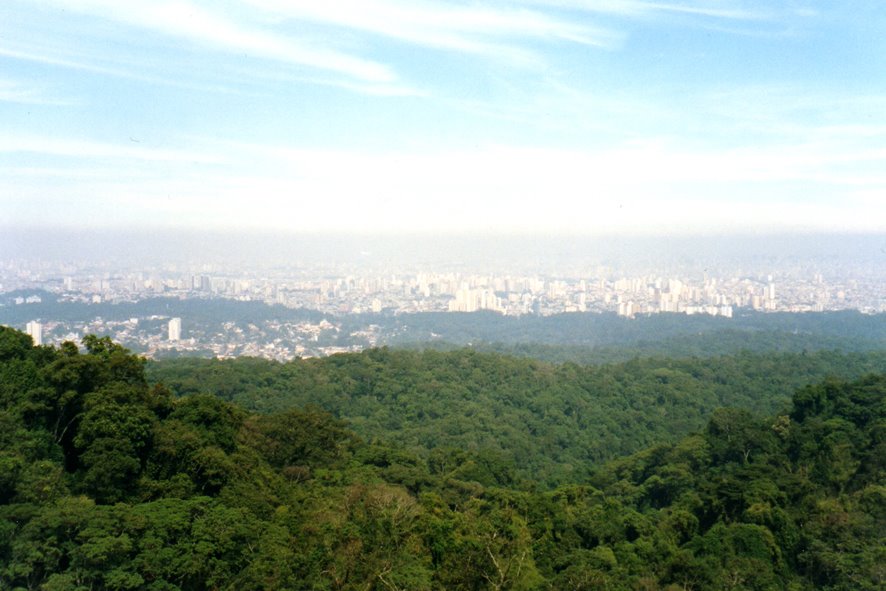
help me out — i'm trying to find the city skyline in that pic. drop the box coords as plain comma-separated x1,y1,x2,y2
4,257,882,360
2,1,885,235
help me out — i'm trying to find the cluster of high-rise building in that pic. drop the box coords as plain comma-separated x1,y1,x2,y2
2,256,881,318
447,286,505,313
4,259,882,358
3,252,883,352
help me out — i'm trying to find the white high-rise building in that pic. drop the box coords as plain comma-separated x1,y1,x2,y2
26,321,43,346
448,287,503,313
168,317,182,341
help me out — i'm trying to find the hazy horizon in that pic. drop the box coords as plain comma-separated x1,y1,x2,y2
3,228,883,277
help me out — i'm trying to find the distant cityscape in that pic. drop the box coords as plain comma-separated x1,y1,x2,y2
3,250,882,361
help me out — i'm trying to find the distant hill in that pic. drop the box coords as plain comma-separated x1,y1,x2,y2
377,309,886,352
147,347,886,486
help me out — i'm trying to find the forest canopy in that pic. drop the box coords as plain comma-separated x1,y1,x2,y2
1,326,884,590
148,348,886,486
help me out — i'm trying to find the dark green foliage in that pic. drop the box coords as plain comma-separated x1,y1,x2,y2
243,407,357,470
382,309,886,354
0,326,34,360
148,347,886,486
1,327,883,590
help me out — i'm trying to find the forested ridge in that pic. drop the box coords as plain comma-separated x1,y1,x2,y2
148,348,886,485
383,310,886,352
1,326,884,590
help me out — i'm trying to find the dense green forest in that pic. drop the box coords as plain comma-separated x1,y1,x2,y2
148,349,886,485
382,310,886,353
2,327,884,590
436,328,886,364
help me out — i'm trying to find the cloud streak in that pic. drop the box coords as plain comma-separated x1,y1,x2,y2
10,0,804,97
22,0,624,90
0,133,222,164
247,0,621,56
0,76,76,105
34,0,397,82
521,0,770,20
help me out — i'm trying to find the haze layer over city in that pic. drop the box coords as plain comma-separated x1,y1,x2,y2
1,230,883,360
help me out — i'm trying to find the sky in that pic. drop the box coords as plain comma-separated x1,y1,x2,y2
1,0,885,235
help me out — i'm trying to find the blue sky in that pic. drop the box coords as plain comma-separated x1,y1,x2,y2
1,0,884,234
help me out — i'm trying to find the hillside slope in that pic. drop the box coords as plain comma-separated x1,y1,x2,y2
149,348,886,485
1,327,883,590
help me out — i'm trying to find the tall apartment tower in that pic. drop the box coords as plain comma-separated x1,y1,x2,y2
26,321,43,346
168,317,182,341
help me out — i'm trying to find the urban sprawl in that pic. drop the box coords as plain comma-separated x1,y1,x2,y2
3,259,881,361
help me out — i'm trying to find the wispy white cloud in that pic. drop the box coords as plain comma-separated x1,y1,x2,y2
0,166,131,180
520,0,770,20
0,133,222,164
34,0,397,82
0,46,141,80
636,1,769,20
693,85,886,140
0,44,262,96
10,0,625,96
246,0,621,58
0,76,77,105
1,0,622,103
224,65,428,97
7,0,800,98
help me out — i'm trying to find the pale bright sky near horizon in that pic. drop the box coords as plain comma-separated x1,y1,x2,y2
1,1,885,234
